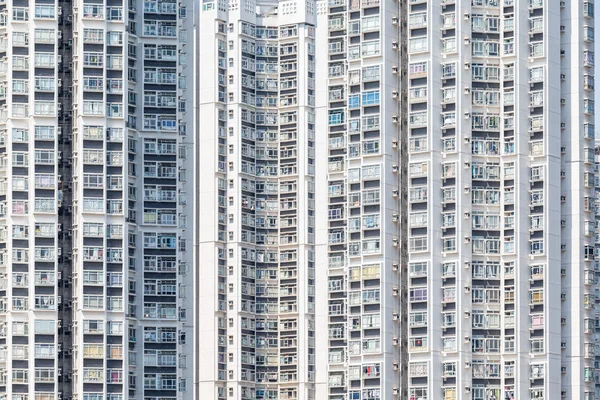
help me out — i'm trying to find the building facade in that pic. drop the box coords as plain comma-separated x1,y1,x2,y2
314,0,406,399
196,1,318,399
0,0,195,397
406,1,598,400
0,0,598,400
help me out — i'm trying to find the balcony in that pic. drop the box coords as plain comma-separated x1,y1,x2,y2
442,38,457,55
328,88,345,102
584,50,595,67
410,86,427,103
409,111,427,128
409,36,428,54
82,101,104,116
328,135,345,149
328,160,344,173
584,99,595,115
584,75,595,90
328,63,344,78
442,12,455,29
328,40,345,55
409,12,427,28
529,17,543,34
328,374,345,388
33,101,55,116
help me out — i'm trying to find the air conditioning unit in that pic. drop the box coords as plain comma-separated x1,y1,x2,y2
464,311,470,318
392,17,399,24
392,189,400,197
393,313,400,321
561,122,566,128
464,112,470,119
561,244,567,251
560,25,566,33
561,98,566,105
393,388,400,396
392,213,399,222
392,41,399,49
464,12,470,20
561,170,566,178
561,219,566,227
392,263,399,271
464,286,471,294
464,87,471,94
465,361,471,368
561,293,567,301
561,73,566,81
392,115,399,123
561,195,566,202
561,49,566,56
561,342,567,349
393,363,399,370
392,91,399,99
561,366,567,373
392,140,399,148
560,0,566,8
464,62,471,69
392,288,399,296
464,261,470,268
464,236,471,244
464,186,470,194
392,66,399,74
465,386,471,393
464,136,471,143
392,165,399,173
464,336,471,343
561,317,567,325
392,338,399,346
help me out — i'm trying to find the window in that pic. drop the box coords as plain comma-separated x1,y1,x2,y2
12,369,28,383
409,287,427,302
409,36,427,53
13,8,29,21
361,90,380,106
35,344,56,358
12,322,29,335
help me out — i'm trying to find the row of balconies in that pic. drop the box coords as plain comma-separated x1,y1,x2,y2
10,5,58,21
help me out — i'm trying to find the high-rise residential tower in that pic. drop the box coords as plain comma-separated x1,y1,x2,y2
0,0,195,397
196,1,318,399
405,1,598,400
314,0,406,399
196,0,600,399
0,0,598,400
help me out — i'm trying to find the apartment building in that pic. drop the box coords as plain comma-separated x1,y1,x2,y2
197,0,600,399
406,0,598,399
0,0,194,397
314,0,406,399
0,0,597,399
196,1,318,399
